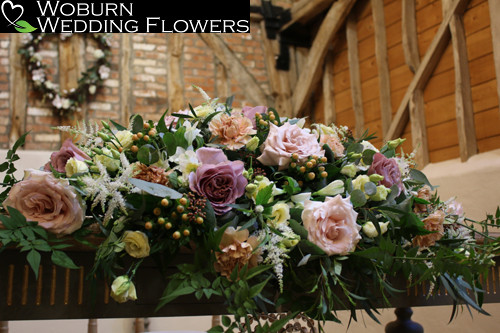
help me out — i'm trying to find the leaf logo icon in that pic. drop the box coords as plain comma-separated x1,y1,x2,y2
1,0,37,32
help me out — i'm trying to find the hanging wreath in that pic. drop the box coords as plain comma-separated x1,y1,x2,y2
18,33,112,115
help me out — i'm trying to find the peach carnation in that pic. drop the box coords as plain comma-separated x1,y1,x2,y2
412,210,446,248
209,112,256,150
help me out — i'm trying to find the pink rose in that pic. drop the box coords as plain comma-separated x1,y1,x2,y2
258,123,324,170
367,153,404,195
242,106,267,128
3,169,85,235
189,148,248,215
44,139,90,173
301,195,361,256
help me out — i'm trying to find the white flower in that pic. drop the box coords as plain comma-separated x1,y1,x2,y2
52,95,63,109
31,68,45,82
290,192,311,209
362,221,390,238
65,158,89,177
267,202,290,226
183,121,202,146
61,98,71,109
169,147,200,183
44,80,54,90
94,49,105,59
89,85,97,94
99,65,110,79
313,179,344,196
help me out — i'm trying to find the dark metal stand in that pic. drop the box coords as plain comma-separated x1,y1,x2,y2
385,307,424,333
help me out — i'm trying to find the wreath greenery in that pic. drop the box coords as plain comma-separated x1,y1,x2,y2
17,33,112,115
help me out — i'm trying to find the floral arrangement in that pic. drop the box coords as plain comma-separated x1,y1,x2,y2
1,87,499,332
18,33,112,115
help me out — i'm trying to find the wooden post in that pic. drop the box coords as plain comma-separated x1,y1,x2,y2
212,315,221,328
120,34,132,125
346,11,365,138
384,0,470,142
291,0,357,117
322,51,336,125
443,0,477,161
371,0,392,136
167,34,185,113
488,0,500,116
134,318,145,333
215,59,230,100
197,34,270,106
87,319,97,333
402,0,429,167
8,34,28,149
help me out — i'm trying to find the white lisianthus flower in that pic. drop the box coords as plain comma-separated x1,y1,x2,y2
65,157,89,177
340,163,358,178
193,103,215,118
313,179,344,197
247,176,284,203
111,130,134,150
290,192,311,209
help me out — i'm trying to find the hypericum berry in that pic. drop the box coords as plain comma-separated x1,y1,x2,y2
176,205,185,213
307,172,316,180
179,197,188,206
143,135,150,142
145,221,153,230
161,198,170,207
157,217,165,225
153,207,162,216
172,231,181,240
181,213,189,222
143,122,150,130
137,132,144,139
148,129,156,136
306,161,313,169
131,145,139,153
195,217,204,224
182,229,190,237
320,171,328,178
165,222,172,230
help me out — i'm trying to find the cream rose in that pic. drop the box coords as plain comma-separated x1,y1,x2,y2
301,195,361,256
110,275,137,303
267,202,290,226
122,231,150,258
258,122,324,170
112,130,134,150
65,157,89,177
2,169,85,235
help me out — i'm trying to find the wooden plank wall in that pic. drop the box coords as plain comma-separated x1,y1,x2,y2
313,0,500,166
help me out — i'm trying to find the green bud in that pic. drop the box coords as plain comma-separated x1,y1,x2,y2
245,136,260,152
101,120,111,130
91,147,103,155
387,138,406,149
349,153,362,160
245,184,258,193
369,174,384,183
89,165,100,173
110,148,121,159
255,175,264,182
98,132,111,142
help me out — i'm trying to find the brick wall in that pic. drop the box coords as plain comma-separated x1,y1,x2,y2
0,26,272,150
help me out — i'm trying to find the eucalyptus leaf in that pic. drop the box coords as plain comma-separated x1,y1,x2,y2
128,178,182,199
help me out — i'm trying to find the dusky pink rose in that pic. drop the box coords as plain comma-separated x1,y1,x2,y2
258,122,324,170
209,112,256,150
242,106,267,128
189,147,247,215
2,169,85,235
301,195,361,256
44,139,90,173
367,153,404,195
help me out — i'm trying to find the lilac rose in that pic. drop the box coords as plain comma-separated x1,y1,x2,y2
189,147,248,215
242,106,267,128
44,139,90,173
367,153,404,194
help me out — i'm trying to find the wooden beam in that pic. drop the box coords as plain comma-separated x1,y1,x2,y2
197,34,270,106
346,11,365,137
402,0,420,73
402,0,429,167
371,0,392,136
443,0,477,161
281,0,335,32
8,34,28,149
488,0,500,117
384,0,470,141
120,34,132,124
292,0,357,117
323,50,336,125
215,60,230,99
167,34,185,112
260,21,292,117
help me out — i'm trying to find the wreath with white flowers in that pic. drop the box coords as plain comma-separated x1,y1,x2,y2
18,33,112,115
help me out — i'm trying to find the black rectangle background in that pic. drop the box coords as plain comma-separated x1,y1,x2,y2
1,0,250,33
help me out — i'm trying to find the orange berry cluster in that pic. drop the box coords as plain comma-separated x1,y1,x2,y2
289,154,329,183
131,122,158,153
